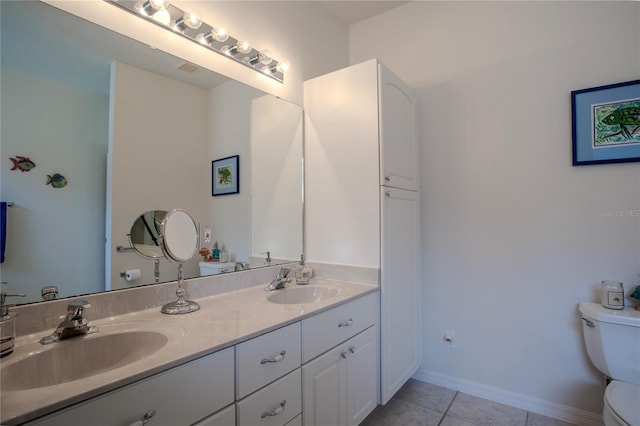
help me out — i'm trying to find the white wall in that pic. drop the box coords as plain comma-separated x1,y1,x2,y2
350,1,640,422
109,62,208,289
250,94,304,262
1,70,108,303
207,80,263,263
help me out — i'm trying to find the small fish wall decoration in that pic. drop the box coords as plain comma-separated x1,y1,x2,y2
46,173,68,189
9,156,36,172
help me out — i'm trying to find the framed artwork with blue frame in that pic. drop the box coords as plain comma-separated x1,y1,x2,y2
212,155,239,196
571,79,640,165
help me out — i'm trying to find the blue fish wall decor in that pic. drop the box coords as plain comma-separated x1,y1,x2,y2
46,173,68,189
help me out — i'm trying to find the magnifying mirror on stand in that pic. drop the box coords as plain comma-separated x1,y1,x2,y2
129,209,200,314
158,209,200,314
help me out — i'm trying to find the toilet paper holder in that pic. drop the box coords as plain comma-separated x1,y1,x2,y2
120,269,142,281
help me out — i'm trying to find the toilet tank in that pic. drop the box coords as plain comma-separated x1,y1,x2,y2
579,302,640,384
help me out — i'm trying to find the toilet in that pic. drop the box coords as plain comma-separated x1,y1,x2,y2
579,302,640,426
198,261,235,276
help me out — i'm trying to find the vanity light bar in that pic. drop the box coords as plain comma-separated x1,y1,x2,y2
105,0,286,83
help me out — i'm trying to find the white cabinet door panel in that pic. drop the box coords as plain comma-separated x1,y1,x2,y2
379,64,418,191
380,187,420,404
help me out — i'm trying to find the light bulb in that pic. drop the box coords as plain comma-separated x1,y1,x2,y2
174,11,202,31
151,8,171,26
213,28,229,43
275,62,288,73
259,50,273,66
139,0,169,16
237,41,251,54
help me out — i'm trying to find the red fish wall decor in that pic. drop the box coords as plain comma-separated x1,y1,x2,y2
9,156,36,172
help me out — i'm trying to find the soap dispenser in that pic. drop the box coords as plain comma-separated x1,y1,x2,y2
0,282,26,358
295,255,313,285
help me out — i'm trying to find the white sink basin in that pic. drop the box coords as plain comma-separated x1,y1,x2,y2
267,286,339,305
1,331,167,391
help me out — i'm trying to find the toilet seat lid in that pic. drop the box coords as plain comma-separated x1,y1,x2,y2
605,381,640,426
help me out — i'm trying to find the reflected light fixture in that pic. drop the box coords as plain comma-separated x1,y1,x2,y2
106,0,286,83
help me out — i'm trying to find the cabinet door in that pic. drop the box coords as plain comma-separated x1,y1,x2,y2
346,326,378,426
380,188,420,404
379,63,418,191
302,344,348,426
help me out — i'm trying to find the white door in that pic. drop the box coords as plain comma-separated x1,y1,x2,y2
346,326,378,426
380,187,420,404
378,63,418,191
302,345,348,426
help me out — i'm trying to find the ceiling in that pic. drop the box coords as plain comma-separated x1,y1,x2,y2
320,1,411,25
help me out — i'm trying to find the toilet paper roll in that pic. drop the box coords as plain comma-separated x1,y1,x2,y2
125,269,141,282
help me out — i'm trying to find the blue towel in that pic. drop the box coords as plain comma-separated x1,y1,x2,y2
1,202,6,263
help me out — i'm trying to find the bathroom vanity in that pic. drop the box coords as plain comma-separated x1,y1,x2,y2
1,278,378,426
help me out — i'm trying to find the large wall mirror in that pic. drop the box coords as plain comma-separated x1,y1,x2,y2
0,1,303,305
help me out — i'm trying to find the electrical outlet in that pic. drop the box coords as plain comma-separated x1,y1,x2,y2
204,228,211,244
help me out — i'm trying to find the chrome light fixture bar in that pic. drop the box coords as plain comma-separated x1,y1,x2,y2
105,0,286,83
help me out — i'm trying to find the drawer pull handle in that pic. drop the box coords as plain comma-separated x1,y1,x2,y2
128,409,156,426
338,318,354,327
341,351,348,359
349,346,356,354
261,350,286,364
261,400,287,418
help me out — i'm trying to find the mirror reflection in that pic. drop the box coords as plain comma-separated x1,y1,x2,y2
0,1,303,305
129,211,166,259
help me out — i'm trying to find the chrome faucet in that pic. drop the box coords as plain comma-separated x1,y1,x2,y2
264,268,293,291
40,300,98,345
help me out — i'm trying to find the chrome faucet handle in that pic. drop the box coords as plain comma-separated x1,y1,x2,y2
66,300,91,320
41,299,97,345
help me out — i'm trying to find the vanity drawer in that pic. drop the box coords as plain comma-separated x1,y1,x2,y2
236,368,302,426
27,347,234,426
236,322,301,399
302,293,377,362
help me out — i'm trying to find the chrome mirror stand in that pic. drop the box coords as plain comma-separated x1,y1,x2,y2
161,264,200,315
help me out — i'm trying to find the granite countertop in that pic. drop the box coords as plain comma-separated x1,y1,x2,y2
1,278,378,425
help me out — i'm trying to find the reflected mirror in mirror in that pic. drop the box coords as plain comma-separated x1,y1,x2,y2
0,1,303,305
129,210,167,259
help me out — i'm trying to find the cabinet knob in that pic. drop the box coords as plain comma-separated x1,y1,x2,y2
385,190,391,197
261,400,286,418
338,318,353,328
261,350,286,364
385,176,391,182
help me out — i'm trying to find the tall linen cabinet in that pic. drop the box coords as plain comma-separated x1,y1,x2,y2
305,58,420,407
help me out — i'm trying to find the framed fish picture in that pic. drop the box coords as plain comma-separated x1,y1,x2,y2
212,155,239,196
571,79,640,165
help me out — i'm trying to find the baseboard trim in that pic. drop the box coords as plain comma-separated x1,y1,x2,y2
412,369,604,426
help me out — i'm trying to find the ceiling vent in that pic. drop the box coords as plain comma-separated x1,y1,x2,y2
176,61,201,74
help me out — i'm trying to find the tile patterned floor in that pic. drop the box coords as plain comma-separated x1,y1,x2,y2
361,379,577,426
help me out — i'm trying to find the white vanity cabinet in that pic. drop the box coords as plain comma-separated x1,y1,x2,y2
305,58,420,405
26,347,235,426
301,293,378,426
